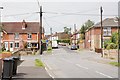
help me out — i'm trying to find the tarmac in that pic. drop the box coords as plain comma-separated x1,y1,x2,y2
12,55,53,80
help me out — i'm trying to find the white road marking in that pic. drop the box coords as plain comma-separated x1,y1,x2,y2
76,64,89,69
45,63,53,70
95,71,113,78
61,58,73,63
43,62,55,79
45,67,55,79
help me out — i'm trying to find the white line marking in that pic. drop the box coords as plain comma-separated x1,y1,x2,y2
43,62,55,79
45,64,53,70
95,71,113,78
76,64,89,69
61,58,72,63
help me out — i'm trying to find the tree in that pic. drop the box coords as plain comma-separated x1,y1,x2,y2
64,27,71,34
80,20,94,40
104,32,119,49
110,32,118,45
80,25,85,40
84,20,94,29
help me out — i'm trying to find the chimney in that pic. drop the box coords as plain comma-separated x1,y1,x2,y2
22,20,27,30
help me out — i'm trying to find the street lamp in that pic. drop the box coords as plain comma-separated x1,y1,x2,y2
0,7,3,49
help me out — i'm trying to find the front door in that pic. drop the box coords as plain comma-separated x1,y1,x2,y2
10,42,14,51
4,42,8,51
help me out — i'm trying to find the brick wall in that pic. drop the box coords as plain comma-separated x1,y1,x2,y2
2,33,39,51
85,27,118,50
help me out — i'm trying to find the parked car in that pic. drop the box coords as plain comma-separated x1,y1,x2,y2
71,44,77,50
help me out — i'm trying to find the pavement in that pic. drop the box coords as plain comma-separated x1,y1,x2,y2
68,45,118,64
75,49,118,64
12,55,52,80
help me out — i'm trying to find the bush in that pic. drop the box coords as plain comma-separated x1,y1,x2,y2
1,45,5,51
35,59,44,67
104,40,111,49
106,43,117,50
57,39,70,44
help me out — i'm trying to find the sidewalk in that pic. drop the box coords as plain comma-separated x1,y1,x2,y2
13,55,52,80
75,49,118,65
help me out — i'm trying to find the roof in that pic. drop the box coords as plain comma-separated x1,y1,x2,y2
2,22,40,33
94,18,118,27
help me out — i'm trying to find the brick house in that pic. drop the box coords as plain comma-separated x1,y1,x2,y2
71,32,80,45
1,20,43,51
57,32,71,40
85,18,118,51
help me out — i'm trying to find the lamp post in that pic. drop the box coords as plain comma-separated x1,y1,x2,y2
0,7,3,49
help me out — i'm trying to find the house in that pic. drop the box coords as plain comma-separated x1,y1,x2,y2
71,31,80,45
1,20,44,51
46,32,70,41
85,18,118,51
57,32,70,40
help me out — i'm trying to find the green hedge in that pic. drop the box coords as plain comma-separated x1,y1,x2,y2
57,39,70,43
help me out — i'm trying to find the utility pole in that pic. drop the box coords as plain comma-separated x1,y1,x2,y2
100,6,104,57
0,7,3,50
117,17,120,65
50,28,52,48
74,24,76,45
39,6,43,55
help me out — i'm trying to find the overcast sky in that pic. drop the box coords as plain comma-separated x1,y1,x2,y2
0,0,119,35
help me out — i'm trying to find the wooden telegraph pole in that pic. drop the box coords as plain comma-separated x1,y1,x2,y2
100,6,104,57
40,6,43,55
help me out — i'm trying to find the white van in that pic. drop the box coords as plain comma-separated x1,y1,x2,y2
52,40,58,48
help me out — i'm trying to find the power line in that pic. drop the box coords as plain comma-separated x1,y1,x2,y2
45,12,117,16
43,17,63,33
44,16,73,27
1,12,38,17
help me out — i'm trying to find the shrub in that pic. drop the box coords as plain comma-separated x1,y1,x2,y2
104,40,111,49
106,43,117,50
35,59,44,67
57,39,70,44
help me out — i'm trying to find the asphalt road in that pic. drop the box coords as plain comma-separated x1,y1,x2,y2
41,46,118,78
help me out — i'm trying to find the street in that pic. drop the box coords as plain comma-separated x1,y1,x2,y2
41,46,118,78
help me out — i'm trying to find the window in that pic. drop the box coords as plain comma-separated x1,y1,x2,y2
15,33,19,39
27,42,31,48
103,27,111,36
10,43,13,48
32,43,38,48
15,42,19,48
27,33,32,39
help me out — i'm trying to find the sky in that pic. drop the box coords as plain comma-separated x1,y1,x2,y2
0,0,119,35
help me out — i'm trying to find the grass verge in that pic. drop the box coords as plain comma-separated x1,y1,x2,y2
47,46,52,53
109,62,120,67
35,59,44,67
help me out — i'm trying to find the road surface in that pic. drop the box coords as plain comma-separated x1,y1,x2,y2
41,46,118,78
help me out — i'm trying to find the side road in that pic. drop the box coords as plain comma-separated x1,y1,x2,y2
13,55,52,80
